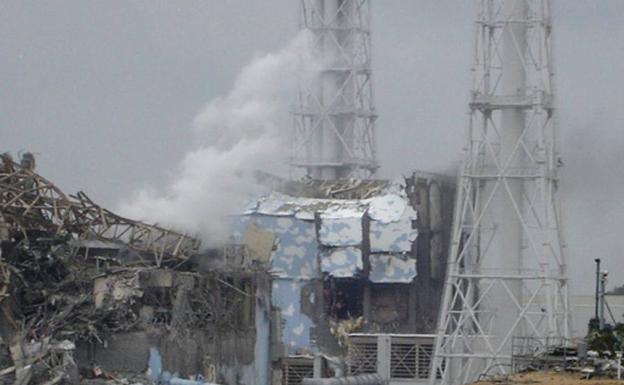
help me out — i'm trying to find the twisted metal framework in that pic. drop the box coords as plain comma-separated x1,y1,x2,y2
291,0,378,179
0,155,200,265
430,1,570,384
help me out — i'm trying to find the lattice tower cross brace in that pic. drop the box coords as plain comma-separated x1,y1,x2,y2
430,1,570,384
291,0,378,180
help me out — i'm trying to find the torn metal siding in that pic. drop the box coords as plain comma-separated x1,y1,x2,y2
269,217,318,279
318,217,363,247
230,214,320,354
272,278,316,354
236,186,421,284
369,205,417,253
248,192,368,221
231,215,319,279
367,193,409,223
369,254,417,283
247,189,412,222
231,182,422,353
320,247,363,277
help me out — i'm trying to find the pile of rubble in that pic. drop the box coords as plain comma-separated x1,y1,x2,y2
0,227,267,385
0,154,262,384
472,370,624,385
510,337,624,382
2,236,140,343
0,232,178,383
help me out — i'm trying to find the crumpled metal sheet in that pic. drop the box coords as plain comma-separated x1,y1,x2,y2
320,247,363,277
246,192,297,217
246,192,368,220
230,215,319,279
234,182,418,278
246,190,413,222
243,223,275,263
369,205,418,253
369,254,417,283
368,193,409,223
318,217,362,247
271,278,316,354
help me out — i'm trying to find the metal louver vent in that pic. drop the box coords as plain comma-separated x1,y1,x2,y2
347,334,438,381
390,341,435,380
282,358,314,385
390,342,417,378
418,344,436,379
348,339,378,375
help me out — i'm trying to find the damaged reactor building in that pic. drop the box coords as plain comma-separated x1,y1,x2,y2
0,1,460,385
0,0,580,383
0,154,454,385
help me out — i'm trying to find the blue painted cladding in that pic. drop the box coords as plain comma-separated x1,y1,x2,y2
229,189,421,355
272,278,316,354
230,215,319,279
230,215,320,353
318,217,362,246
369,254,417,283
369,220,417,252
320,247,363,277
369,204,418,253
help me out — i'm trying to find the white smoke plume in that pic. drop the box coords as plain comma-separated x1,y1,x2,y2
120,31,317,244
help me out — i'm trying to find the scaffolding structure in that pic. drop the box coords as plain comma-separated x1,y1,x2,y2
430,1,570,384
291,0,377,180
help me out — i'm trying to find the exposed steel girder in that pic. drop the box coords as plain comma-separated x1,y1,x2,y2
0,155,200,265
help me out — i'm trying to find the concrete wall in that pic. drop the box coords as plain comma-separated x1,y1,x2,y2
405,172,455,333
76,327,261,384
73,269,271,385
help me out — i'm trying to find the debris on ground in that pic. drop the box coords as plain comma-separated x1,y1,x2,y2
329,317,364,347
472,370,624,385
0,154,267,384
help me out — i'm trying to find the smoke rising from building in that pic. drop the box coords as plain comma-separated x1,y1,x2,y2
1,1,622,297
119,31,318,243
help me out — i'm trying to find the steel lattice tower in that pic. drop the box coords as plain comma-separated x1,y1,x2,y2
430,1,570,384
291,0,378,180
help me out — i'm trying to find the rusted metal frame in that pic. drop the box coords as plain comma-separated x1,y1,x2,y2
0,158,200,262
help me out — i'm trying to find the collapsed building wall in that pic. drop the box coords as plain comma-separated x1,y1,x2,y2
0,233,273,385
77,266,269,383
0,154,455,385
0,154,274,385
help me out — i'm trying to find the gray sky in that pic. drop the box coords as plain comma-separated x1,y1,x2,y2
2,1,623,294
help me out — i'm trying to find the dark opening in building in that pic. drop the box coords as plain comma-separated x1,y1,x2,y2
370,283,409,327
323,276,363,320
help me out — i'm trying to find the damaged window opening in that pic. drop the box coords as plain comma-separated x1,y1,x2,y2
214,276,255,330
370,283,409,329
141,287,173,325
323,276,363,320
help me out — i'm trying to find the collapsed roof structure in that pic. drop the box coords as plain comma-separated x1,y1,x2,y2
0,153,200,266
0,155,268,385
0,153,455,385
